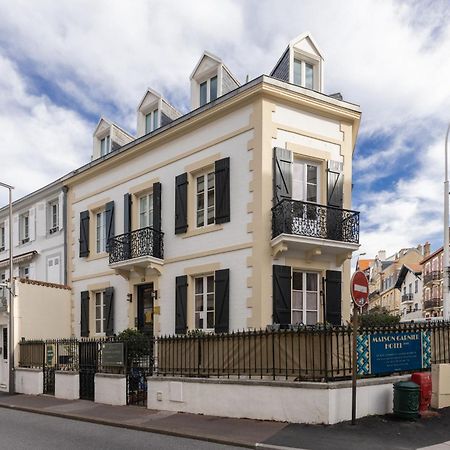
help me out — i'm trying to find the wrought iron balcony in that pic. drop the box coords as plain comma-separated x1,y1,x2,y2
401,293,414,303
424,298,441,310
272,199,359,244
423,271,442,284
109,227,164,265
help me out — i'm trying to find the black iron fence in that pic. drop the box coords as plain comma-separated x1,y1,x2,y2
109,227,164,264
271,199,359,244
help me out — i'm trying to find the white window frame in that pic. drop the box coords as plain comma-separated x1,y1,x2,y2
292,52,319,90
20,212,29,244
196,170,215,228
100,135,111,156
292,271,319,325
139,192,154,229
96,210,107,254
0,223,4,251
48,199,59,234
95,291,107,335
292,159,320,204
199,75,218,106
194,275,215,331
145,108,159,134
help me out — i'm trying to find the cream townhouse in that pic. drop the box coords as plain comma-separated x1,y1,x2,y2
66,33,361,338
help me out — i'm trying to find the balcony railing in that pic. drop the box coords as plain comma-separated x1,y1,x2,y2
401,293,414,303
272,199,359,244
424,298,441,310
423,271,442,284
109,227,164,264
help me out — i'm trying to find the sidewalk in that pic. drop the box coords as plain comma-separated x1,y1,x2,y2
1,393,450,450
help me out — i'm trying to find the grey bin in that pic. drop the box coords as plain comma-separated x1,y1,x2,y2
393,380,420,419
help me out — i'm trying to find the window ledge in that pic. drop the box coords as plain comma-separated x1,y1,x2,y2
182,224,223,239
87,252,108,262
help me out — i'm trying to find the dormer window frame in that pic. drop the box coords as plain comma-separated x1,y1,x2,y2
99,133,111,157
140,98,162,135
198,69,219,107
291,50,321,91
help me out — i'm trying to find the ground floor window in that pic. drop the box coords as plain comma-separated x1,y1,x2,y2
292,271,319,325
95,291,106,334
194,275,214,330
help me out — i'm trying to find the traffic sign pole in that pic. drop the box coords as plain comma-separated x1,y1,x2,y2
351,305,358,425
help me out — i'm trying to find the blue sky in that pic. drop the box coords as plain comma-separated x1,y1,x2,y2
0,0,449,259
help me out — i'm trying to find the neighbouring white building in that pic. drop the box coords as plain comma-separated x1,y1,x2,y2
394,264,423,321
66,32,361,338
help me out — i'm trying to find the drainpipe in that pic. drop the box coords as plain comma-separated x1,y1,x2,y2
62,185,69,286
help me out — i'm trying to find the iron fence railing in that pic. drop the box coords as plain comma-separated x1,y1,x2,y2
18,322,450,383
271,199,359,244
423,271,443,284
424,298,442,310
401,294,414,303
109,226,164,264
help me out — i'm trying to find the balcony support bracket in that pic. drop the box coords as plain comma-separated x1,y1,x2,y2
272,241,288,258
306,248,322,262
336,251,353,266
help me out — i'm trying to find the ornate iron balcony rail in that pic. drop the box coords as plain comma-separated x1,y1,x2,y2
401,293,414,302
423,271,442,284
424,298,441,310
272,199,359,244
109,227,164,264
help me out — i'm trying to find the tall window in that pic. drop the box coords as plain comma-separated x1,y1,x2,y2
95,291,107,334
292,160,319,203
96,211,106,253
292,271,319,325
19,266,30,279
199,76,218,106
194,275,214,330
20,212,29,244
100,135,111,156
415,280,419,293
0,224,4,251
293,58,315,89
48,200,59,233
196,171,215,227
139,193,154,228
145,109,159,134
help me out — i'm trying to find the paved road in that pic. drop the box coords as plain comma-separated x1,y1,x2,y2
0,408,246,450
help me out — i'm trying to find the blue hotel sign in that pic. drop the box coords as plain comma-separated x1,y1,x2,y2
356,331,431,376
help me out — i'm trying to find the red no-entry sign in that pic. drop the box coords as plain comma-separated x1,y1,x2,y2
351,270,369,308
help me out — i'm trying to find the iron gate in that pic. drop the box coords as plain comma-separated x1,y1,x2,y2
79,341,98,401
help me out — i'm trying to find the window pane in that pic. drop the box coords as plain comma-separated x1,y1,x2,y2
207,293,214,310
153,109,159,130
292,161,305,201
307,165,317,184
200,81,207,106
210,76,217,101
293,272,303,291
197,192,204,212
305,63,314,89
207,276,214,293
292,291,303,310
306,273,318,291
195,313,201,329
195,295,203,312
195,278,203,295
207,312,214,329
292,310,302,324
306,184,317,202
306,311,317,325
207,172,215,188
197,210,204,227
293,59,302,86
145,113,152,133
306,292,317,310
207,206,214,225
197,176,204,193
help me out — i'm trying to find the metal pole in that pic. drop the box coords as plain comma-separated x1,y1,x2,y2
444,123,450,321
351,305,358,425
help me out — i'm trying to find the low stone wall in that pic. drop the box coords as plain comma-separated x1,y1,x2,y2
147,375,410,424
55,371,79,400
432,363,450,408
15,368,43,395
95,373,126,406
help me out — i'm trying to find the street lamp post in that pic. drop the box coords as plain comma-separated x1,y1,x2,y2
443,123,450,321
0,182,14,394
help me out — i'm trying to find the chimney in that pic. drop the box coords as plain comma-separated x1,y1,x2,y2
423,242,431,257
417,244,423,255
377,250,386,261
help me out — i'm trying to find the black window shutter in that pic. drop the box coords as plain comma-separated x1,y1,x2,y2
105,201,115,252
153,182,162,232
273,147,293,205
272,265,292,326
327,161,344,208
214,157,230,224
104,287,115,336
214,269,229,333
79,211,90,257
124,193,132,234
175,173,188,234
325,270,342,326
175,275,188,334
81,291,89,337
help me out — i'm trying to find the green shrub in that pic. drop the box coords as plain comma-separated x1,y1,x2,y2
359,306,401,327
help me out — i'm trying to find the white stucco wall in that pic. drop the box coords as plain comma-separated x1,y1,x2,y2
55,371,79,400
95,373,127,405
15,368,43,395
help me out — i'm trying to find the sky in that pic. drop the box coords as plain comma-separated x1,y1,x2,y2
0,0,449,260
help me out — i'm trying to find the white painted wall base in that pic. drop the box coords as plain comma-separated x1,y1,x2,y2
431,364,450,409
94,373,127,406
55,371,79,400
148,375,410,424
15,368,43,395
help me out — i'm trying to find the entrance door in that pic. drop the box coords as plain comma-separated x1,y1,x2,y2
0,327,8,390
137,284,154,335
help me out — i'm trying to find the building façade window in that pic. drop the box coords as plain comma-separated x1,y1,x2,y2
95,291,107,334
293,58,315,90
19,212,29,244
139,192,154,228
100,135,111,156
196,170,215,228
194,275,215,330
145,109,159,134
96,210,107,253
48,199,59,234
0,223,5,251
199,75,218,107
292,271,319,325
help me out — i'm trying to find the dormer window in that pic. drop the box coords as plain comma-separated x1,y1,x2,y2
199,75,218,107
100,135,111,156
145,109,159,134
293,58,315,90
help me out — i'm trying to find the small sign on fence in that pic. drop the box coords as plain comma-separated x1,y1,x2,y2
357,331,431,376
102,342,125,367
